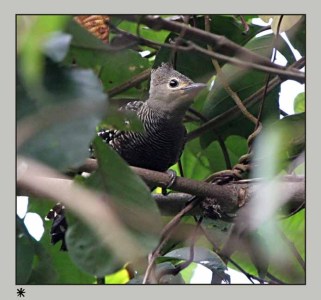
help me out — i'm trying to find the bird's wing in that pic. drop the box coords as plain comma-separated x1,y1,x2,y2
90,101,145,154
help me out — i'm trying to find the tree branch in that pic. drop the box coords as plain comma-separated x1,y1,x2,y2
19,157,304,222
65,159,305,219
106,68,151,97
120,15,305,82
108,18,304,83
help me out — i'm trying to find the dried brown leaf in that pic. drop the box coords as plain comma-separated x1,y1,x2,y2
74,15,110,43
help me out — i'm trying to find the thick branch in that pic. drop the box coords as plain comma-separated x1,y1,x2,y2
154,181,304,218
19,157,304,222
71,159,305,218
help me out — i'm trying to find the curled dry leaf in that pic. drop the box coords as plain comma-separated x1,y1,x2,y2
74,15,110,43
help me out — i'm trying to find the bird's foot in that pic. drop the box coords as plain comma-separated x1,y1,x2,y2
161,169,177,195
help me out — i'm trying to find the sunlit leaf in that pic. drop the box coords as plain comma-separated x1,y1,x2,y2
164,247,230,284
128,262,185,284
105,268,131,284
293,92,305,113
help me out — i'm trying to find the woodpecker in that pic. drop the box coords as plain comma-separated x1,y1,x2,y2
46,62,206,250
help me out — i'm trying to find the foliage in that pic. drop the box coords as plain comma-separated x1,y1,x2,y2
16,15,305,285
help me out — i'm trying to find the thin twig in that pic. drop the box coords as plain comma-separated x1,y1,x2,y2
143,197,201,283
186,57,305,141
169,15,190,66
107,68,151,97
108,19,304,82
199,225,281,284
205,15,258,126
187,108,232,169
186,41,304,82
120,15,305,82
96,277,105,284
277,226,306,271
178,159,184,177
204,15,261,175
256,15,284,130
237,15,250,34
156,217,202,281
266,272,288,284
280,109,288,116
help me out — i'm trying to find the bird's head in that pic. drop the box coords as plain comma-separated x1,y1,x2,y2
147,63,206,118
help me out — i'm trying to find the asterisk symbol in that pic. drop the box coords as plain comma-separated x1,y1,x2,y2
17,288,25,297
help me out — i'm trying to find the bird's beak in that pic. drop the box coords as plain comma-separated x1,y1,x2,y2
182,83,207,97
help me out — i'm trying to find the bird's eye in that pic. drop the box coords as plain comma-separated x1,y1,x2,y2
169,79,179,88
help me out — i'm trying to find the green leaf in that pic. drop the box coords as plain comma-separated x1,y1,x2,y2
65,137,162,277
64,20,151,98
164,247,230,284
105,268,131,284
66,213,119,277
208,15,263,45
90,137,162,245
205,135,248,172
18,60,108,171
245,232,270,279
293,92,305,113
27,242,58,284
128,262,185,284
250,116,304,179
200,218,233,249
98,106,144,133
280,209,305,260
174,132,212,180
16,215,58,284
28,197,95,283
154,15,265,83
98,51,150,97
256,211,305,284
155,262,185,284
116,19,171,44
200,34,283,147
16,72,38,121
285,16,306,56
16,217,35,284
180,262,201,283
17,15,71,90
225,135,249,165
66,19,110,52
